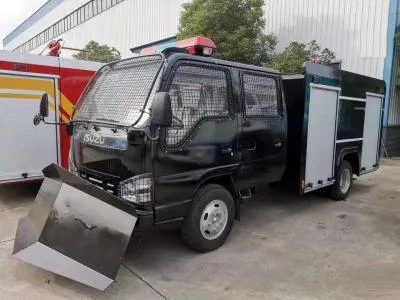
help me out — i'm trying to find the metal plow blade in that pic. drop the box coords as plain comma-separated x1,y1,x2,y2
13,164,137,290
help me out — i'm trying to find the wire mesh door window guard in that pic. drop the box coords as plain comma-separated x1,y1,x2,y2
73,56,162,126
166,65,229,146
243,73,279,117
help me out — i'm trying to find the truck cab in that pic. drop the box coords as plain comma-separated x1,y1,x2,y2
68,40,287,251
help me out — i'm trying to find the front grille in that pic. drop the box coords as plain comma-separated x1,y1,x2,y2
79,167,120,195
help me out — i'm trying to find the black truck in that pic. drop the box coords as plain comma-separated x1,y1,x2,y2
14,37,385,290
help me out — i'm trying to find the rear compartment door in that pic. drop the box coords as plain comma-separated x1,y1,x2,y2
304,83,340,192
0,72,59,183
361,92,384,173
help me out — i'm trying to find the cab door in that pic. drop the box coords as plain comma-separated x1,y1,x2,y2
153,61,239,220
236,71,286,190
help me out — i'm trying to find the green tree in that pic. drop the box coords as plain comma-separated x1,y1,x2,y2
177,0,277,65
267,40,336,73
73,40,121,63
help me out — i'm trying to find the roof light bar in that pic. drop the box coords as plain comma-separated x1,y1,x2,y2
140,36,217,57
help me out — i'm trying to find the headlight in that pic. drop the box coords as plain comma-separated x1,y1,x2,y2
118,174,152,204
68,150,78,175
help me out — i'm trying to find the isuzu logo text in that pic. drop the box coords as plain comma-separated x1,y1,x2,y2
83,133,105,145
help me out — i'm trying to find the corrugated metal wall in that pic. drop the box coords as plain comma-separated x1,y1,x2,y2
264,0,390,79
5,0,189,59
3,0,392,78
4,0,90,50
33,0,189,58
5,0,391,74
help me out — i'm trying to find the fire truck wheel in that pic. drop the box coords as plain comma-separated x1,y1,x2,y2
181,184,235,253
329,160,353,201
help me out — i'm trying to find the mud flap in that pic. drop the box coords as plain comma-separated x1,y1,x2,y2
13,164,137,290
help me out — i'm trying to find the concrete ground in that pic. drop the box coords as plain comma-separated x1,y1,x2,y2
1,160,400,299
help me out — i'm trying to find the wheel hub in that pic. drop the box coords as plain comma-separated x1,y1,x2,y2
339,168,351,194
200,199,228,240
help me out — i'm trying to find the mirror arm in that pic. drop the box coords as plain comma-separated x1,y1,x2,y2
42,119,68,125
142,126,160,141
42,117,77,126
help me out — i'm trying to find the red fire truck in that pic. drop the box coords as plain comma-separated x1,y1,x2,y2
0,49,102,183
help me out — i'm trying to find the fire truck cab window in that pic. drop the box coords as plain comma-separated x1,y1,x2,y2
167,65,229,146
243,73,278,117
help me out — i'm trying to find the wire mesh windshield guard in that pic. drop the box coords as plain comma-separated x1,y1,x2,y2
166,65,230,147
73,55,163,127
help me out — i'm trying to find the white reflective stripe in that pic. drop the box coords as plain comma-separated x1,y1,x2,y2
340,96,366,102
336,138,363,143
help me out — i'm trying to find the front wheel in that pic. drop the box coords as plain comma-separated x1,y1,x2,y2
181,184,235,252
329,160,353,201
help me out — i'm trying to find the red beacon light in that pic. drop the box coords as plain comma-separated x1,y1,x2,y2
175,36,216,56
139,36,217,57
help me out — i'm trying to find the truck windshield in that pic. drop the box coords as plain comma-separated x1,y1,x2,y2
72,55,163,126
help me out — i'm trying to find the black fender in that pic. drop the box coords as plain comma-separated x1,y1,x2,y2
153,164,239,223
194,170,241,220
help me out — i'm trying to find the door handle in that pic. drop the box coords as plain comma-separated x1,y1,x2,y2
221,147,233,155
274,141,282,148
247,141,257,151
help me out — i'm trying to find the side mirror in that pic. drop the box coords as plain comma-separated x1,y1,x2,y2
40,93,49,118
151,92,172,127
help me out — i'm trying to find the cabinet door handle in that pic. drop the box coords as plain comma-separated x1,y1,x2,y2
274,141,282,148
221,147,232,154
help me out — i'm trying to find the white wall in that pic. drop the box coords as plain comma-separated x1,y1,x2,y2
265,0,390,78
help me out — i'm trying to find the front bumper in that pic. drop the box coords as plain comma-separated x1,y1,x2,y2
135,208,154,232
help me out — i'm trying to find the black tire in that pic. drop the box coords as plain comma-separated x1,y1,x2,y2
329,160,353,201
181,184,235,252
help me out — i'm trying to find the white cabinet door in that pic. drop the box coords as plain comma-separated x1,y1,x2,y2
304,84,340,192
361,93,383,172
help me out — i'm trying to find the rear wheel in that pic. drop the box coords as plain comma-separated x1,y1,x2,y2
329,160,353,200
181,184,235,252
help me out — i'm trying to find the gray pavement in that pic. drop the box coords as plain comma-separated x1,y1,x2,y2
1,161,400,299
